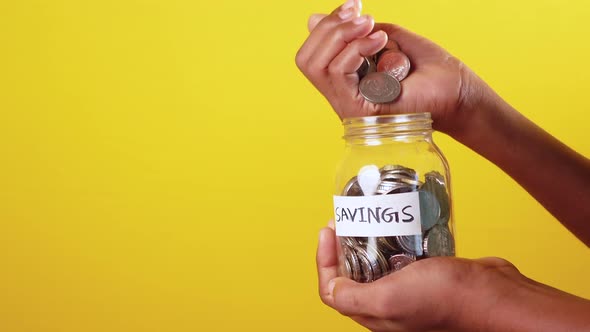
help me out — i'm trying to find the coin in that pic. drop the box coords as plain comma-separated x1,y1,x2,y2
422,171,450,224
423,225,455,257
376,181,407,195
379,164,407,173
341,236,360,248
357,56,377,80
343,244,362,282
342,176,363,196
389,254,416,272
396,234,424,256
399,177,422,187
337,164,454,283
376,50,411,82
359,72,401,104
380,165,417,181
365,244,390,279
419,190,441,232
381,171,416,183
354,246,375,283
377,236,399,254
341,253,353,278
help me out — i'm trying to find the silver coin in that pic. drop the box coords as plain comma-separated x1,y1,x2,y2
364,244,390,279
357,57,377,80
379,164,408,173
388,254,416,272
376,181,407,195
340,236,358,248
380,165,417,181
380,171,416,183
354,247,375,283
422,171,450,224
399,176,422,187
419,190,441,232
359,72,401,104
396,235,424,256
377,236,399,254
341,253,353,278
343,245,362,282
342,176,364,196
423,225,455,257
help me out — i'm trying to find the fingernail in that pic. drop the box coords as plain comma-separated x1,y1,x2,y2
368,30,385,40
328,219,335,229
338,8,354,20
342,0,355,10
353,15,369,25
328,279,336,295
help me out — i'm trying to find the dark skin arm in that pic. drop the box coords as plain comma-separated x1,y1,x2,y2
296,1,590,246
296,1,590,331
317,223,590,332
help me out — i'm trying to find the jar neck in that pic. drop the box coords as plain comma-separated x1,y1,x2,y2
342,113,433,145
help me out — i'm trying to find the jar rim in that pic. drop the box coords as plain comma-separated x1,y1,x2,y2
342,113,433,140
342,113,432,127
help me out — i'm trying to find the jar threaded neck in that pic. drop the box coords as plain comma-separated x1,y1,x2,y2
343,113,433,140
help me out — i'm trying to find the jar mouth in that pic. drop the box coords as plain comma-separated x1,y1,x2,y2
343,113,433,139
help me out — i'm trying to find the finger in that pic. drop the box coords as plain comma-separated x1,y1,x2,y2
297,2,360,68
308,0,363,32
329,30,388,74
305,15,375,83
317,227,339,306
327,30,388,89
308,14,327,32
327,219,335,230
330,0,362,16
373,23,443,62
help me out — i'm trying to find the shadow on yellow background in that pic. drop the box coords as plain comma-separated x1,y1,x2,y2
0,0,588,331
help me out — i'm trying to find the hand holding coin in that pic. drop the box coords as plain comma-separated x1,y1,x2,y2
357,42,412,104
296,0,473,134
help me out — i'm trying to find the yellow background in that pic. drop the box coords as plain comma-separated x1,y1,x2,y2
1,0,589,331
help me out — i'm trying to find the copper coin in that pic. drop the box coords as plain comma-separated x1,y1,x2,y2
377,50,411,82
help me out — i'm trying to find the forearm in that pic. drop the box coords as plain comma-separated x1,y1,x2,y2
483,276,590,332
452,267,590,332
453,89,590,246
497,279,590,332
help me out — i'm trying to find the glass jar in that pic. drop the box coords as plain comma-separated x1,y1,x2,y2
333,113,455,283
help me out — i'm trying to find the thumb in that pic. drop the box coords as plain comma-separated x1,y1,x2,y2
329,277,388,317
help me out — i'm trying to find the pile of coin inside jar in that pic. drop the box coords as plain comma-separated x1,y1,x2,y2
357,43,411,104
338,164,455,283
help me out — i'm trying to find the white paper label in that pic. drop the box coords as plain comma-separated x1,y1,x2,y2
333,192,422,237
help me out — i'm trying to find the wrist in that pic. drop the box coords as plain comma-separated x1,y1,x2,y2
444,258,525,332
447,76,515,150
